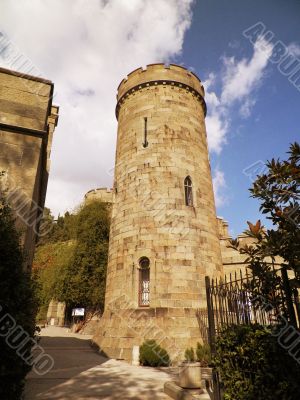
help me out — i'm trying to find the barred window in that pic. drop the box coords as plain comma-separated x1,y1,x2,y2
139,257,150,307
184,176,193,206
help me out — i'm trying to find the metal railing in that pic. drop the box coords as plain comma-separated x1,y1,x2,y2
204,268,300,351
200,267,300,399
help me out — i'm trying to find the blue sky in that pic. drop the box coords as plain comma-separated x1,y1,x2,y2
0,0,299,236
177,0,300,235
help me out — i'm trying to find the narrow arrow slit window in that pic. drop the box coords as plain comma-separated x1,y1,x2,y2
143,117,148,148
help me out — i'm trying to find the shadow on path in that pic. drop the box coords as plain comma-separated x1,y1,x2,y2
32,360,172,400
25,334,107,399
25,327,173,399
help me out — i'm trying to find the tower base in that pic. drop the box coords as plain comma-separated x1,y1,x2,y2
93,306,207,364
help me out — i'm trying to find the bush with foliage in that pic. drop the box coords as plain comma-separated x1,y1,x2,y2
184,343,211,365
33,241,76,321
36,208,79,246
196,342,211,366
33,201,110,318
184,347,196,362
230,142,300,318
214,324,300,400
60,201,110,311
0,196,37,399
139,340,170,367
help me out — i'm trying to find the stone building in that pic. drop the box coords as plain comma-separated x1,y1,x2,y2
46,299,66,327
94,63,224,362
0,67,58,270
84,187,113,205
218,216,284,275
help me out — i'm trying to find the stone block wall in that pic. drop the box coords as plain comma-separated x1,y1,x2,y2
0,67,58,269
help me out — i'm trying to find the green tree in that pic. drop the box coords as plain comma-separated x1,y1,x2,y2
33,201,110,321
33,241,76,321
59,201,110,312
0,195,37,399
36,208,79,246
230,142,300,317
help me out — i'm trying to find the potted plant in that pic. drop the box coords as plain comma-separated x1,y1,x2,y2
196,342,211,367
196,342,212,385
179,343,211,389
179,347,202,389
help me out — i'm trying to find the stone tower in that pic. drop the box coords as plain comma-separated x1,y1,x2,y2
94,63,223,362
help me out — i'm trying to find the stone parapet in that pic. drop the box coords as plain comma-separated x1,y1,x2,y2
116,64,206,119
84,187,114,204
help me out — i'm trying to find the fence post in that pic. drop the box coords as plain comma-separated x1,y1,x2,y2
293,290,300,328
205,276,216,353
281,267,297,328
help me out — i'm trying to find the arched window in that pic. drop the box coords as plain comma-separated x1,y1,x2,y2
139,257,150,307
184,176,193,206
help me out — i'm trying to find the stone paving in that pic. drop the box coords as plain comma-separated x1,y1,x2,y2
25,326,174,400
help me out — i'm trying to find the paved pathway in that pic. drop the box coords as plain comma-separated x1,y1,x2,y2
25,326,174,400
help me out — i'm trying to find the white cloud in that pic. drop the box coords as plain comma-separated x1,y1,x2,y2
212,168,227,208
203,74,227,154
239,98,256,118
204,36,273,155
205,114,228,154
221,37,273,108
203,73,220,107
228,40,240,50
0,0,194,216
204,37,273,205
287,42,300,57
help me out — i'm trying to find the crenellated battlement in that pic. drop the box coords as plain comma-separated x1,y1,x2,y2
84,187,113,204
116,63,206,119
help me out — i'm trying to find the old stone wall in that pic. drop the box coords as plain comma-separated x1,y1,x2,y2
46,299,66,326
217,216,284,275
0,67,58,269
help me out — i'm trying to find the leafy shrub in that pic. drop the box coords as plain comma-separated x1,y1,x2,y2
184,347,196,362
139,340,170,367
57,201,110,311
33,201,110,321
184,343,211,365
214,324,300,400
0,197,37,399
196,342,211,366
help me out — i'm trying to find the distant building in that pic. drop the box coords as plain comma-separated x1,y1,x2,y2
0,67,58,270
84,187,113,205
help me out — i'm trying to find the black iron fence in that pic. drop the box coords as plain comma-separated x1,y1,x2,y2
198,267,300,399
202,267,300,351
